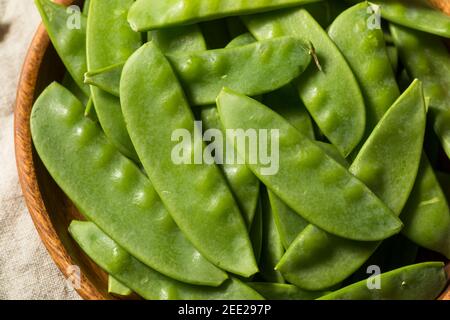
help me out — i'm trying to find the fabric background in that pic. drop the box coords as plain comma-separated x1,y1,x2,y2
0,0,80,300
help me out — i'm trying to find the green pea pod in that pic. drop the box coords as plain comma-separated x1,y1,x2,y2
151,24,207,54
127,0,323,31
201,106,260,228
276,80,426,290
243,8,366,157
390,24,450,159
167,37,312,106
35,0,90,96
87,0,141,161
217,88,402,241
319,262,447,300
260,188,284,283
263,84,315,140
121,43,258,277
108,276,133,297
249,283,328,300
69,221,264,300
328,2,400,138
226,33,256,48
401,155,450,258
31,83,227,286
359,0,450,38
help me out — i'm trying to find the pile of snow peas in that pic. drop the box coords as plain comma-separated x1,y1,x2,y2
31,0,449,300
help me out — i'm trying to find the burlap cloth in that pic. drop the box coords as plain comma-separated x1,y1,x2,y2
0,0,80,300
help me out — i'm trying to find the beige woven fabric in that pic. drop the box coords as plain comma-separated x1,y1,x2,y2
0,0,80,300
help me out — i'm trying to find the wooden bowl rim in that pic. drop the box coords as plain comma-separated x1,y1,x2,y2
14,3,450,301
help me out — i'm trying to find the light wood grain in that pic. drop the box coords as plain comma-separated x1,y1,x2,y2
14,0,450,300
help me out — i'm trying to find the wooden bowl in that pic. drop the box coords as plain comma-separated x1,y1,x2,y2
14,0,450,300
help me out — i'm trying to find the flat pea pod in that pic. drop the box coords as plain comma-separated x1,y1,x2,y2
401,154,450,258
108,276,133,297
355,0,450,38
201,106,260,228
390,24,450,159
121,43,257,277
243,8,366,157
276,80,426,290
260,189,284,283
319,262,447,300
167,36,312,106
69,221,264,300
86,0,141,161
35,0,90,96
249,283,328,300
31,83,227,286
226,33,256,48
217,88,402,242
127,0,323,31
328,2,400,139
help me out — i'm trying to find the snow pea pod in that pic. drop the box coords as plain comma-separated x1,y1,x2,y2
87,0,141,161
69,221,264,300
217,88,402,241
276,80,426,290
31,83,227,286
127,0,323,31
401,155,450,258
249,283,327,300
243,8,366,157
260,189,284,283
319,262,447,300
328,2,400,138
121,43,257,277
35,0,90,96
167,37,312,106
390,24,450,159
359,0,450,38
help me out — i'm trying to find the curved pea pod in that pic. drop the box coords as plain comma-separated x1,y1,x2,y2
318,262,447,300
260,189,284,283
167,37,312,106
127,0,323,31
328,2,400,138
249,283,328,300
401,155,450,258
151,24,207,54
35,0,90,96
366,0,450,38
276,80,426,290
31,83,227,286
226,33,256,48
390,24,450,159
69,221,264,300
201,106,260,228
217,88,402,241
243,8,366,157
87,0,141,161
121,43,258,277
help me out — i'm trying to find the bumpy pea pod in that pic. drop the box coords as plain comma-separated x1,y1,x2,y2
31,83,227,286
243,8,366,157
350,0,450,38
319,262,447,300
328,2,400,140
35,0,90,96
249,283,328,300
390,24,450,159
276,80,426,290
86,0,141,161
201,106,260,228
260,189,284,283
167,37,312,106
401,155,450,258
127,0,323,31
108,276,133,297
121,43,258,277
217,88,402,242
69,221,264,300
